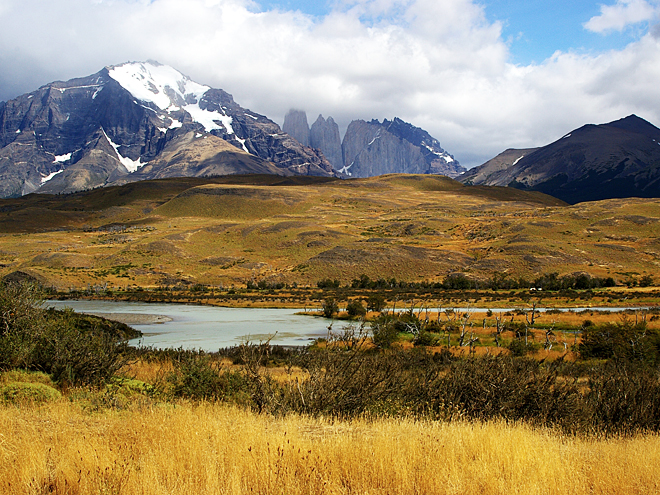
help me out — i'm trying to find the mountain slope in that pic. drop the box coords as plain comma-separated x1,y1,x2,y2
0,62,334,198
461,115,660,204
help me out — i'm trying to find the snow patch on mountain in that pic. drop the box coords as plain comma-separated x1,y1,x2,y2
108,62,208,111
424,144,454,162
41,170,63,185
53,153,71,163
102,128,145,173
184,103,234,134
338,163,353,176
108,61,240,139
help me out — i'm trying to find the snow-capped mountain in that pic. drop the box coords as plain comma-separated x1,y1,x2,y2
0,61,334,197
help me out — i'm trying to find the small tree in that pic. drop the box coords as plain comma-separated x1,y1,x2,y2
366,293,386,313
322,298,339,318
346,299,367,318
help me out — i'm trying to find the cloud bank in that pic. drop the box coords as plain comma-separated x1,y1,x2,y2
1,0,659,167
584,0,659,33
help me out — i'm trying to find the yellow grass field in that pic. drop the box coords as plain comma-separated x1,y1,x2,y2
1,400,660,495
1,174,658,289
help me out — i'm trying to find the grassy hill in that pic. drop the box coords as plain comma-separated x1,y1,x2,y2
0,174,657,290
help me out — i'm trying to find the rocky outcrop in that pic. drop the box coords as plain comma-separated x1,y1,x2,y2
341,118,465,178
310,115,343,170
0,62,335,197
460,115,660,204
282,109,310,147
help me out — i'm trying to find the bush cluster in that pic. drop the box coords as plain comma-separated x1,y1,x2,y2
0,283,132,387
163,322,660,435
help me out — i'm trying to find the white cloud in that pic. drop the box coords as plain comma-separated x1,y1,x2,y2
584,0,659,34
0,0,659,168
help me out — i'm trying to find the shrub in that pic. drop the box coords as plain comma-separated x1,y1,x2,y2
413,331,440,347
322,298,339,318
346,299,366,318
371,317,399,349
168,354,230,401
507,339,539,357
586,362,660,434
579,318,660,364
366,293,386,313
317,278,340,289
0,382,62,405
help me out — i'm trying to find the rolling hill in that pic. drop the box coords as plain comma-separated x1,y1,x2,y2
0,174,658,290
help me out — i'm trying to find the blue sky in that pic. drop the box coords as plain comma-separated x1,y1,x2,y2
1,0,659,167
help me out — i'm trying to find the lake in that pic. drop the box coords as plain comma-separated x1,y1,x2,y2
46,300,332,351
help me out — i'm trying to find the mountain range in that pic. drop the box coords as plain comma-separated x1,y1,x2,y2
2,61,660,204
460,115,660,204
283,110,465,178
0,62,464,199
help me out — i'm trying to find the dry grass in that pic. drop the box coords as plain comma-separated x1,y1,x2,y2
1,174,658,289
1,400,659,494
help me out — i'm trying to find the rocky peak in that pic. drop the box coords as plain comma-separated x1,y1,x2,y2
310,114,343,170
282,109,310,147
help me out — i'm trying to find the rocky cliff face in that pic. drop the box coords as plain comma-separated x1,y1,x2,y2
0,62,335,197
282,109,310,147
341,118,465,178
460,115,660,204
310,115,343,170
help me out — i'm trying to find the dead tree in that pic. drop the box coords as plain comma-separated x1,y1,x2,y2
457,307,474,347
525,300,541,327
543,323,556,350
493,314,505,347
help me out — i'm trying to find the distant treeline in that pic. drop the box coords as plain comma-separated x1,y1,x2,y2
317,272,624,291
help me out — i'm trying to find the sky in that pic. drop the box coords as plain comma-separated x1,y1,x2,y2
1,0,659,168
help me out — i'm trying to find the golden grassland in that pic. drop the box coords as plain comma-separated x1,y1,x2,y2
0,174,658,290
2,399,660,495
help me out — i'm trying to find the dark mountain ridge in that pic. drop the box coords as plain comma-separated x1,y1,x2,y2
461,115,660,204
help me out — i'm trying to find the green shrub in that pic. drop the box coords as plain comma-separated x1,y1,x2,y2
507,339,539,357
0,382,61,405
371,319,399,349
0,283,131,387
346,299,366,318
169,354,230,401
413,331,440,347
366,294,386,313
322,298,339,318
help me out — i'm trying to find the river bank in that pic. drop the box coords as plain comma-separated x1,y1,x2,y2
47,285,660,312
